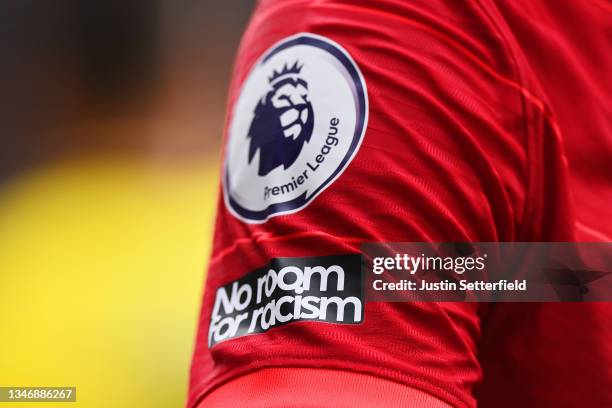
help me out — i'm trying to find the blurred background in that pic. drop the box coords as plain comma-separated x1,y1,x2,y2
0,1,254,406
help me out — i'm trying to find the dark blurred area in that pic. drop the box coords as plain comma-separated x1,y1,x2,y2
0,2,254,406
0,0,254,182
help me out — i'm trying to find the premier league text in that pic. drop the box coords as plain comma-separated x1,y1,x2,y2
263,117,340,200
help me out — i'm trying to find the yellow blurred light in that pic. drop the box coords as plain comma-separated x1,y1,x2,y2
0,157,218,407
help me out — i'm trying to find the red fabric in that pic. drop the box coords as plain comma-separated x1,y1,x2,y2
189,1,612,407
199,367,452,408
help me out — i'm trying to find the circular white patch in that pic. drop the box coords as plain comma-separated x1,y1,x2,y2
223,33,368,223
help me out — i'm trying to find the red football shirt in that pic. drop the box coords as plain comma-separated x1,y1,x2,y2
189,1,612,407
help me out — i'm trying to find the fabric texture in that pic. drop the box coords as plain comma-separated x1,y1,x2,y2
189,1,612,407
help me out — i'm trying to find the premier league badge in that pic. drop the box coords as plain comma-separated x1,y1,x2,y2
223,33,368,223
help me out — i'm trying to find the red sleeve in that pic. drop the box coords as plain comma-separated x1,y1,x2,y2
188,1,549,407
